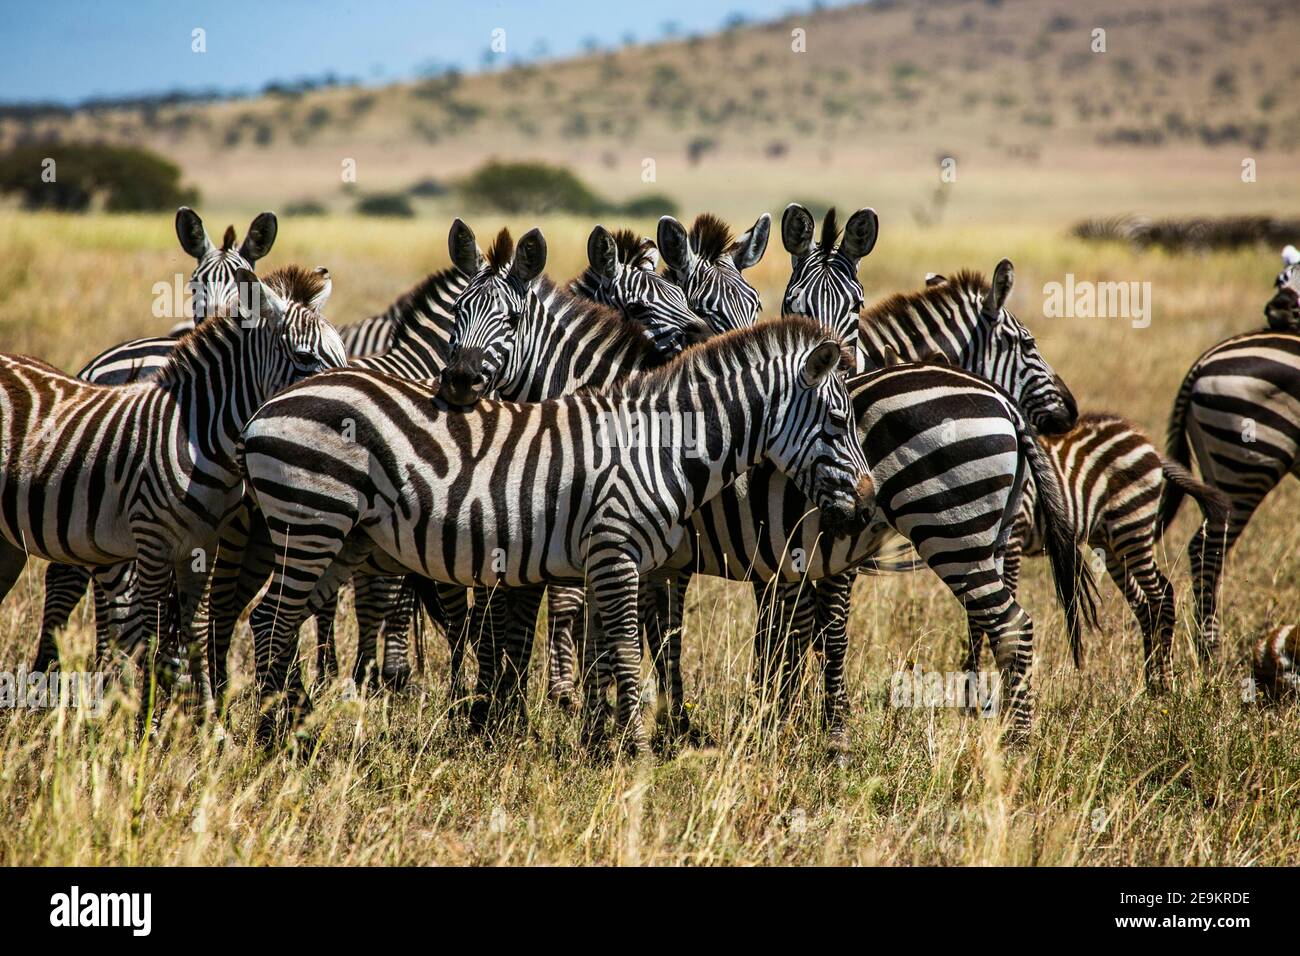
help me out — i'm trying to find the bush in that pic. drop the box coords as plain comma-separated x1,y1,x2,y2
355,193,416,218
458,160,608,215
617,193,679,218
407,177,448,197
0,142,198,212
285,199,327,217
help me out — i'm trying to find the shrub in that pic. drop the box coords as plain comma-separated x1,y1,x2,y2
355,193,416,218
407,177,449,197
285,199,327,217
0,142,198,212
458,160,608,215
617,193,679,218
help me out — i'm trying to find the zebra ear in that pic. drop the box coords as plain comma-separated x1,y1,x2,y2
732,213,771,270
839,208,879,265
924,272,947,287
176,207,214,260
985,258,1015,317
449,218,485,275
802,339,841,385
240,212,278,264
1282,245,1300,266
309,267,332,311
509,228,547,288
781,203,815,259
657,216,693,275
587,225,619,280
234,267,282,325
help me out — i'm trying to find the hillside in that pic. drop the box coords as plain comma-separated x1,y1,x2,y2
4,0,1298,219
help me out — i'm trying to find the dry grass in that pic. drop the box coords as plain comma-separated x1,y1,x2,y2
0,204,1298,865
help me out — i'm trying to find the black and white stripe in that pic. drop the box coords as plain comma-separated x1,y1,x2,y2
239,318,875,753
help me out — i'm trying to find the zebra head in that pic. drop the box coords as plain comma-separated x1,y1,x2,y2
1265,244,1300,331
443,219,547,405
761,319,876,535
967,259,1078,436
234,265,347,383
575,225,710,356
176,207,277,322
781,204,879,365
657,213,769,332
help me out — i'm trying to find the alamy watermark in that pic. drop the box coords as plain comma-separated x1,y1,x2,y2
890,667,1000,717
1043,274,1152,329
596,409,707,458
0,668,105,716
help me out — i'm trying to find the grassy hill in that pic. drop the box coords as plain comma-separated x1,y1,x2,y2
5,0,1298,220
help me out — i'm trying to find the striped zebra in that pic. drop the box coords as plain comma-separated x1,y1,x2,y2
652,363,1094,742
653,212,769,332
0,266,346,725
31,207,277,673
1159,327,1300,662
1265,245,1300,332
239,318,876,753
780,203,878,368
646,258,1082,743
1252,624,1299,700
987,413,1229,689
209,221,707,708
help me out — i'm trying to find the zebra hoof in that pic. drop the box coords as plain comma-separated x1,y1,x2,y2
381,664,412,693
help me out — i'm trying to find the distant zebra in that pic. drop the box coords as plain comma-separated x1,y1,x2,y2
986,413,1229,689
1265,245,1300,331
31,207,277,673
1159,328,1300,662
0,266,346,724
239,318,875,753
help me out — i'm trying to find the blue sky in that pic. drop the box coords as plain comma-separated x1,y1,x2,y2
1,0,849,105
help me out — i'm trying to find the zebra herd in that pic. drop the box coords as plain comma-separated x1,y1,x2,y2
3,202,1298,757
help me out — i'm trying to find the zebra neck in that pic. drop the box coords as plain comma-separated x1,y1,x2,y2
858,300,976,370
503,280,659,402
374,268,464,355
163,322,272,471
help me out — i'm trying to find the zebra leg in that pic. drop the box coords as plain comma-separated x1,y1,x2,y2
545,584,585,714
752,580,812,722
970,597,1035,740
498,584,545,731
468,585,513,732
430,583,473,717
172,557,219,730
207,505,275,703
313,588,340,686
378,577,416,691
32,564,93,672
1106,540,1175,693
585,552,647,757
1188,496,1254,668
350,573,389,690
814,572,854,751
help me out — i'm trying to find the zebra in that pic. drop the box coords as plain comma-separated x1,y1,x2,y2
1265,244,1300,332
239,317,876,753
30,206,277,673
642,363,1094,743
779,203,878,369
654,212,769,332
1252,624,1299,700
208,220,708,710
0,266,346,728
986,413,1229,690
1158,327,1300,663
646,258,1082,743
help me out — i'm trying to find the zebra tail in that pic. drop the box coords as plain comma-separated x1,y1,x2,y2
1019,421,1099,669
1159,457,1230,543
854,531,926,575
1156,367,1197,538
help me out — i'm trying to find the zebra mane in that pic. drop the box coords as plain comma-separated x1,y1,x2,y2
690,214,735,261
534,274,665,364
156,265,325,386
611,229,656,269
486,228,515,273
266,264,330,307
818,208,839,254
862,269,989,331
612,315,839,394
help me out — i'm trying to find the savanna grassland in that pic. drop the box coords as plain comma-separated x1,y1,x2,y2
0,201,1297,866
